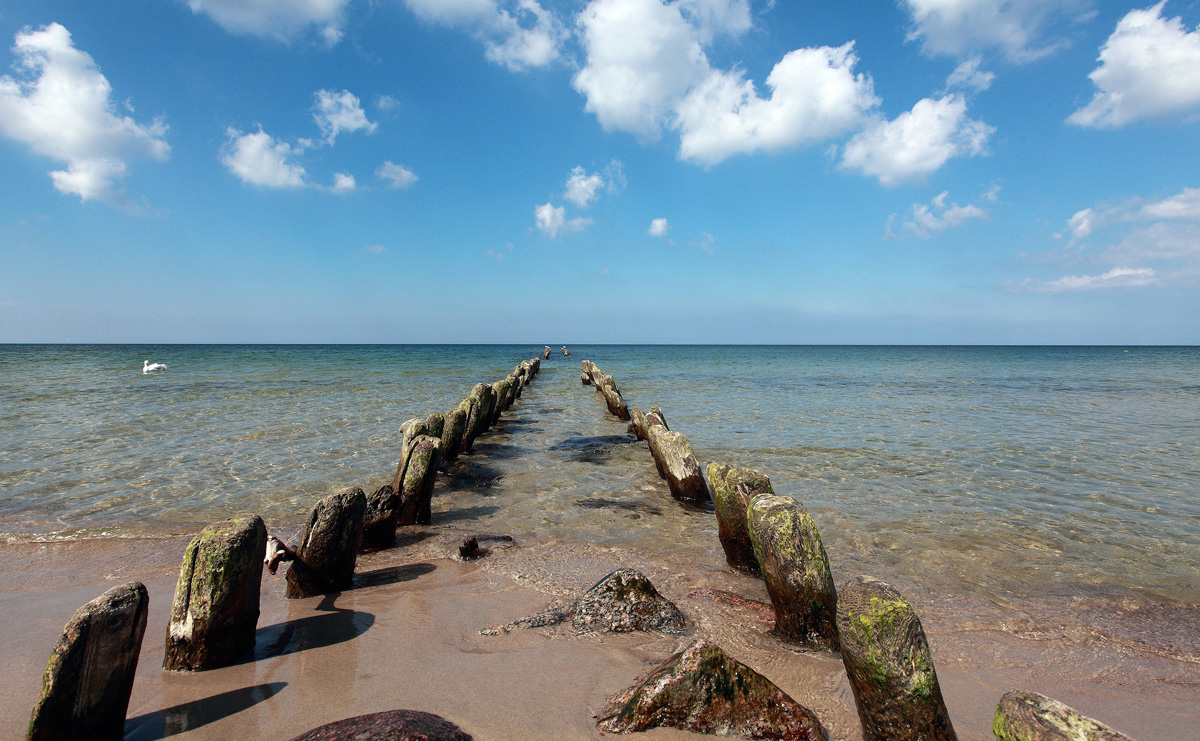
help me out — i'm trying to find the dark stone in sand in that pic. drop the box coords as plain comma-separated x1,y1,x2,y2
482,568,684,636
708,464,774,574
993,690,1133,741
573,568,685,633
837,577,956,741
288,709,472,741
398,434,441,525
458,536,489,560
360,484,400,552
441,407,466,462
597,638,825,739
163,515,267,671
285,487,366,598
644,426,708,505
746,495,838,649
28,581,149,740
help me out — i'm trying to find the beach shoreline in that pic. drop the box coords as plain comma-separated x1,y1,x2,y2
2,521,1197,740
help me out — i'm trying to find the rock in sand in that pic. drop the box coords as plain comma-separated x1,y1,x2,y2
993,690,1134,741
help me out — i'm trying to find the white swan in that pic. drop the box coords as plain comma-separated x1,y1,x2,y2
143,360,167,373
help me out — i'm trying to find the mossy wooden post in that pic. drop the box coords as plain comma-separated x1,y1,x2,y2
644,426,709,505
441,407,465,462
360,484,400,552
708,464,774,574
398,434,441,525
459,397,481,453
28,581,149,740
469,383,495,436
390,418,428,492
837,577,956,741
285,487,367,598
163,515,267,671
993,690,1134,741
597,639,825,739
746,495,838,649
423,412,444,442
490,379,510,425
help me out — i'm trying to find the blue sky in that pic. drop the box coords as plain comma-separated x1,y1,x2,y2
0,0,1197,344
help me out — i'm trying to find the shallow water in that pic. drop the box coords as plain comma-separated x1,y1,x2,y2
1,344,1197,612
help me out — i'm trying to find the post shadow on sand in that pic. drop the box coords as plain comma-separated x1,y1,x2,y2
123,682,287,740
440,460,505,493
252,593,375,663
439,504,502,524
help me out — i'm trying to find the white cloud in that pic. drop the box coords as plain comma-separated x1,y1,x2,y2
377,95,400,111
1140,186,1200,220
403,0,568,70
534,202,592,237
313,89,376,144
331,172,356,192
648,217,670,237
220,127,307,188
575,0,881,166
376,161,418,189
903,0,1087,62
889,189,991,238
694,230,715,253
185,0,351,44
564,166,606,207
1068,2,1200,128
1014,267,1157,292
365,243,387,253
574,0,710,141
676,44,879,166
840,94,993,186
0,23,169,205
945,56,994,93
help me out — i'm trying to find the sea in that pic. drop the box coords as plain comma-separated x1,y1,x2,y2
1,343,1198,614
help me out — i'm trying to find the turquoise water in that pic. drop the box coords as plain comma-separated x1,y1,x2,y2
1,344,1197,606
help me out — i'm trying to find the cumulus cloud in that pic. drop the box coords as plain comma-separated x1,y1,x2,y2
403,0,568,70
888,189,991,238
648,217,670,237
902,0,1088,62
840,94,993,186
313,89,376,144
376,160,418,189
0,23,169,205
1060,186,1200,244
574,0,879,165
331,172,356,192
220,127,307,188
184,0,351,44
563,161,624,206
534,202,592,237
564,166,606,207
676,43,880,165
1012,267,1157,292
1068,2,1200,128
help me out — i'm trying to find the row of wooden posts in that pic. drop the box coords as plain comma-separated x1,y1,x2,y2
579,358,1134,741
26,356,543,741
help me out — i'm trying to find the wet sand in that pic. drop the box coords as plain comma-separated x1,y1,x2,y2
2,523,1197,740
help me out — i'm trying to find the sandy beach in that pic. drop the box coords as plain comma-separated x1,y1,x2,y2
3,514,1197,740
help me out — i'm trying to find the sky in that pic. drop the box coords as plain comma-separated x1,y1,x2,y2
0,0,1198,344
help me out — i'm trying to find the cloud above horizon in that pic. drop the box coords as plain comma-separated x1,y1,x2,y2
573,0,879,167
184,0,351,45
535,202,592,237
902,0,1090,62
0,23,169,206
1068,2,1200,128
888,188,994,238
402,0,568,71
